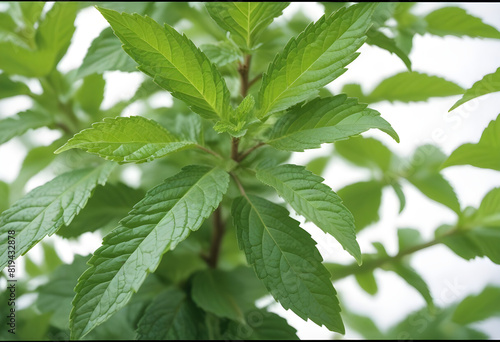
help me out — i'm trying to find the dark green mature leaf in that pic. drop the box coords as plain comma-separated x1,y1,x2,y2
232,194,344,333
57,183,145,238
335,136,393,172
366,28,412,71
136,288,205,340
257,164,361,263
363,71,464,104
0,73,31,99
267,95,399,152
71,166,229,339
442,114,500,171
449,67,500,111
425,7,500,39
206,2,289,50
0,2,77,77
221,309,299,340
77,27,138,78
0,110,52,145
406,145,461,213
257,3,376,118
452,286,500,325
55,116,194,163
98,7,233,121
191,267,266,322
337,181,383,232
0,163,114,270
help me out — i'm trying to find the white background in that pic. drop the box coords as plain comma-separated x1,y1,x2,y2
1,2,500,339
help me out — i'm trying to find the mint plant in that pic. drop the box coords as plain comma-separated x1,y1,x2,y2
1,2,500,340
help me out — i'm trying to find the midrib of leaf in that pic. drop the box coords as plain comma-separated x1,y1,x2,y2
243,195,327,312
132,24,218,117
262,12,365,116
79,168,218,336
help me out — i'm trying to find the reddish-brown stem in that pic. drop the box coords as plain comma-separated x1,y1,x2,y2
237,142,265,162
205,207,225,268
238,54,252,98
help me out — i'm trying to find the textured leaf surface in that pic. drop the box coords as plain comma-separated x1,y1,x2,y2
257,3,376,118
0,110,52,145
452,286,500,325
449,67,500,111
425,7,500,39
0,163,114,269
365,71,464,103
206,2,289,49
201,42,241,67
55,116,194,163
256,164,360,263
337,181,383,232
267,95,399,152
77,27,137,78
442,114,500,171
70,166,229,339
232,194,344,333
136,288,205,340
98,7,232,121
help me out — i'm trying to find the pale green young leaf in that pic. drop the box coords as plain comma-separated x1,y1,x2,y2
306,156,330,176
77,27,138,79
70,166,229,339
391,182,407,213
257,3,376,118
452,286,500,325
337,181,383,233
232,194,345,333
0,163,114,270
200,42,241,67
0,181,9,214
191,267,266,323
18,2,45,27
469,187,500,228
266,95,399,152
206,2,289,49
75,73,105,115
0,73,32,100
449,67,500,111
0,110,52,145
57,183,145,239
98,7,233,121
214,95,255,137
221,309,299,340
55,116,195,163
364,71,464,104
136,288,206,340
355,272,378,295
335,136,393,172
442,114,500,171
425,7,500,39
256,164,361,264
366,28,411,71
397,228,424,252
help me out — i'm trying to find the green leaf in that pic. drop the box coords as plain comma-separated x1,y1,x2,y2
75,73,105,115
452,286,500,325
306,156,330,176
0,110,52,145
390,262,434,309
0,181,9,214
469,187,500,228
70,165,229,339
57,182,145,238
466,227,500,264
335,136,393,172
355,271,378,295
136,288,206,340
266,95,399,152
77,27,138,78
191,267,266,323
221,309,299,340
232,194,344,333
449,67,500,111
55,116,195,163
0,73,31,99
201,42,241,67
391,182,406,213
98,7,233,121
397,228,423,252
406,145,461,213
366,28,411,71
257,3,376,118
337,181,384,232
205,2,289,50
363,71,464,104
0,163,114,270
257,164,360,263
341,308,385,339
425,7,500,39
214,95,255,137
442,114,500,171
